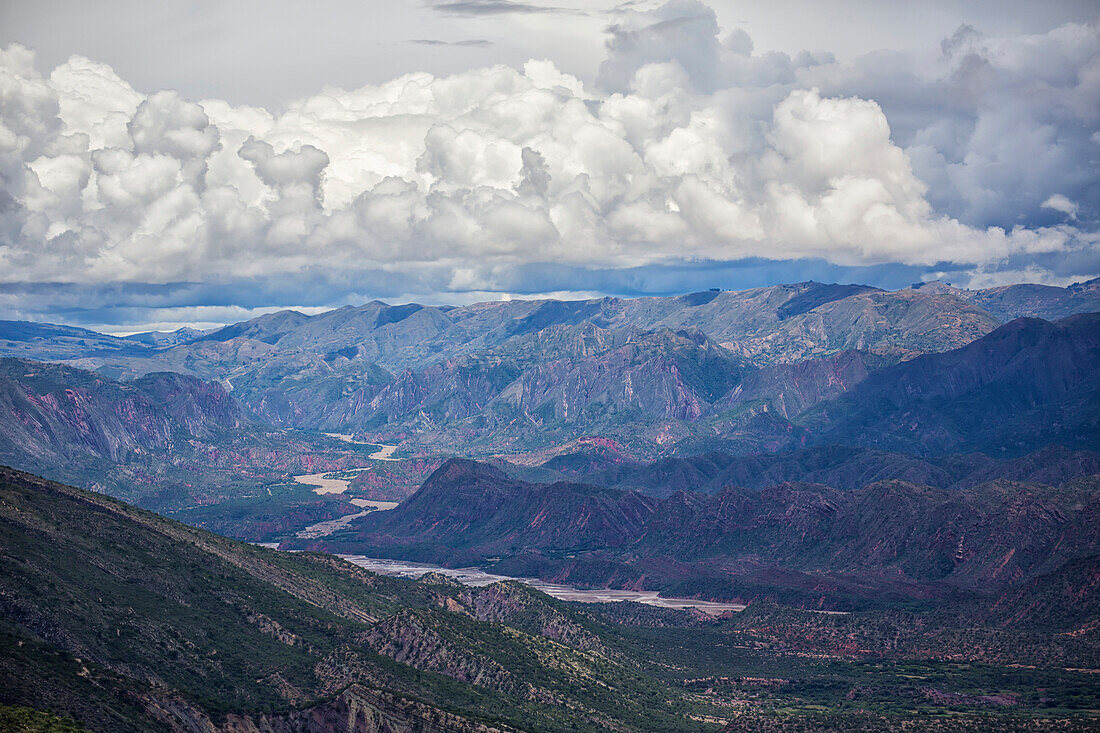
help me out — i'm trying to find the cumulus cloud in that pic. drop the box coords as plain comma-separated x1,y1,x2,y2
0,1,1097,327
803,22,1100,231
1042,194,1079,220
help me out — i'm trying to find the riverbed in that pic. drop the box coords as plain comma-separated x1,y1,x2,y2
287,442,743,614
293,442,402,497
251,543,745,614
291,444,402,537
339,555,746,615
324,434,399,460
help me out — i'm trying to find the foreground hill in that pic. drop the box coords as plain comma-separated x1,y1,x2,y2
0,467,696,731
4,467,1099,732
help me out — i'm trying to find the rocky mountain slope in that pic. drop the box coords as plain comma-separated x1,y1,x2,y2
301,458,1100,609
805,313,1100,455
0,467,694,732
4,467,1098,732
3,279,1097,458
0,358,373,511
546,444,1100,497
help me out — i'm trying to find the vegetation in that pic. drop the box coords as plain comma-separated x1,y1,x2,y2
0,705,86,733
2,466,1097,732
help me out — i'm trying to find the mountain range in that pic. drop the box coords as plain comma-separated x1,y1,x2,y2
3,278,1097,461
2,304,1095,514
1,276,1099,731
0,357,374,518
294,456,1100,609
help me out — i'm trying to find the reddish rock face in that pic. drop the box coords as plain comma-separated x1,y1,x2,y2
296,452,1100,609
0,357,376,510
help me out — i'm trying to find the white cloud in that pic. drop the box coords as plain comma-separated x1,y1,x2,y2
965,266,1099,290
0,2,1096,300
1042,193,1079,220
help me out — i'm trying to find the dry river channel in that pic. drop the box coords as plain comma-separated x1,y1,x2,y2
292,440,400,539
285,438,745,614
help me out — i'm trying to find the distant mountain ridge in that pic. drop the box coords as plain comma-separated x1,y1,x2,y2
0,285,1097,462
805,313,1100,455
23,279,1080,456
0,320,153,361
917,277,1100,322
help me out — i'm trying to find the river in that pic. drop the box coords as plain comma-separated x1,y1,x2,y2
291,443,402,538
288,439,744,614
324,434,399,460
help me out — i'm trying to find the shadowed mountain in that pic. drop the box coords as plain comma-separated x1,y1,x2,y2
301,457,1100,607
490,328,748,423
634,478,1100,589
554,444,1100,497
0,358,242,463
805,313,1100,455
326,459,657,564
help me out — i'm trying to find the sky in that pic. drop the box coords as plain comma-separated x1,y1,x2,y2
1,0,1098,333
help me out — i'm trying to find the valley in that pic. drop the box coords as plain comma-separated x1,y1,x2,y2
292,460,403,539
0,280,1098,731
4,7,1098,728
3,467,1098,733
